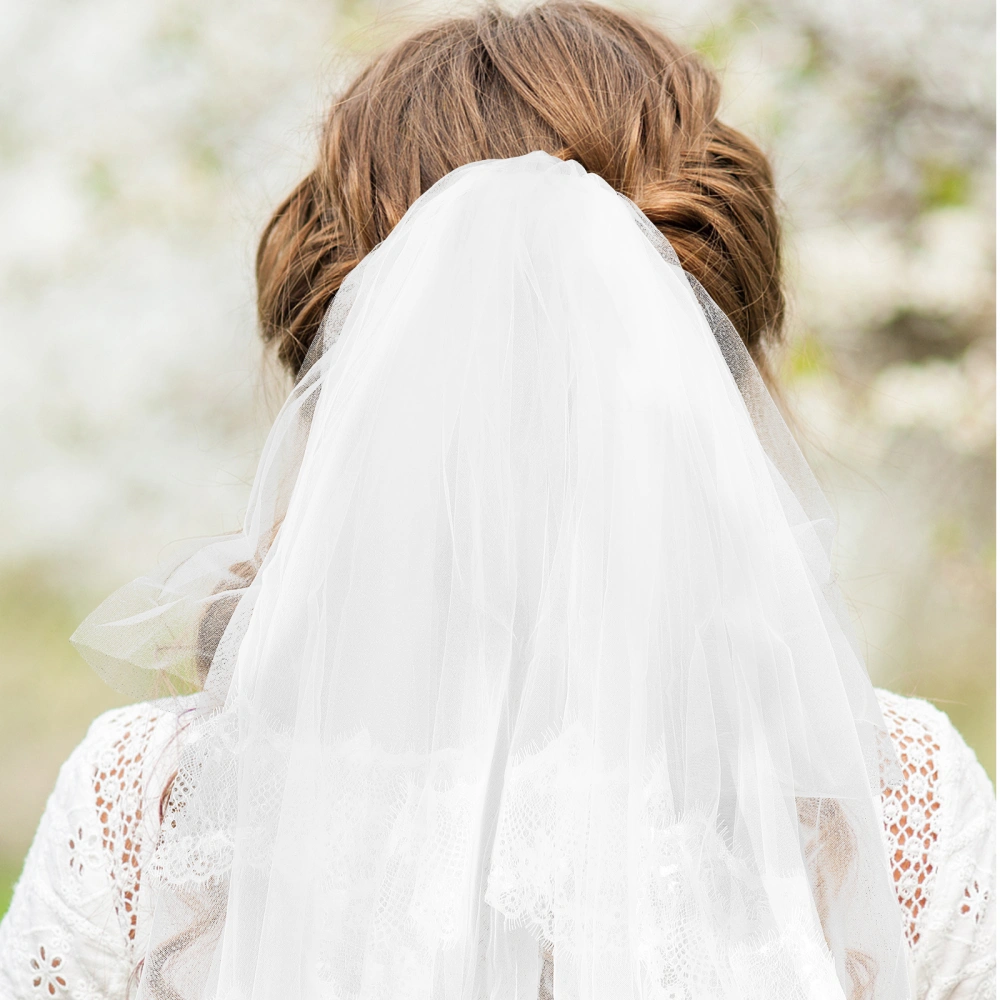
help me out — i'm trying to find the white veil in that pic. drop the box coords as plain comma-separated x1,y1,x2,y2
72,152,912,1000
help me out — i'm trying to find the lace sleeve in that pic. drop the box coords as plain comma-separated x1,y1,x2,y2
0,703,176,1000
878,689,996,1000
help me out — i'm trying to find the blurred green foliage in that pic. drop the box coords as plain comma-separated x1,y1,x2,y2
82,159,117,204
919,161,972,211
783,333,830,380
0,862,17,921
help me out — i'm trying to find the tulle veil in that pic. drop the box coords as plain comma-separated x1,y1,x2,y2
73,151,912,1000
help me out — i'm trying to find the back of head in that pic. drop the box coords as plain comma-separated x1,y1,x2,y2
256,1,784,378
74,15,916,995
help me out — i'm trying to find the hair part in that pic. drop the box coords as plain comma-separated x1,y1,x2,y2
256,1,784,377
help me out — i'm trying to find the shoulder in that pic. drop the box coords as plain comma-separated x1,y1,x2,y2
0,701,180,1000
72,700,180,794
877,686,990,770
77,702,181,906
877,688,994,825
77,700,181,824
62,700,181,924
874,688,996,998
876,688,994,849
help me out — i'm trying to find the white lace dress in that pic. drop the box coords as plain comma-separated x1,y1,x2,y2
0,690,993,1000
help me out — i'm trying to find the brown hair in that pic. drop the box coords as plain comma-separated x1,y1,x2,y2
256,1,784,378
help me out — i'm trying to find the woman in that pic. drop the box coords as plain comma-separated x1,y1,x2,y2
0,4,993,999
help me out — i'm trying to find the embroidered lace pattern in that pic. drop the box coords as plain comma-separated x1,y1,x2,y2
0,690,993,999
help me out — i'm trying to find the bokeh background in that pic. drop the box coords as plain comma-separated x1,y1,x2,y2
0,0,994,916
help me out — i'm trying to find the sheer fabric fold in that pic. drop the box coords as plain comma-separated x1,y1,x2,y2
72,151,912,1000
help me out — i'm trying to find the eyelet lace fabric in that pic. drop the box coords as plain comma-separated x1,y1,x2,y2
0,688,993,999
0,705,178,1000
92,711,165,947
876,691,996,999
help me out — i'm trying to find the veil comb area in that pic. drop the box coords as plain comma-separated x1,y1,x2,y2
73,151,912,1000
